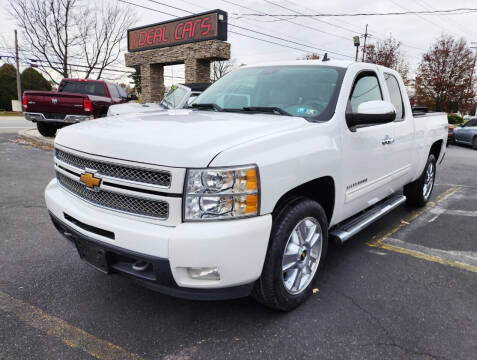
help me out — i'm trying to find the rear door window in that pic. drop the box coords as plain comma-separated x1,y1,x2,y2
384,73,405,120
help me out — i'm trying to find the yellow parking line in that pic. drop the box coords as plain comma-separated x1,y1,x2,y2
365,186,477,274
0,290,143,360
367,186,460,248
380,243,477,274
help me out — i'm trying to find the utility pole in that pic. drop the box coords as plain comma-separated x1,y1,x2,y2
14,30,22,108
361,24,368,62
470,42,477,116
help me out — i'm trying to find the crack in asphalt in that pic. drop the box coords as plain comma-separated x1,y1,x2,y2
331,289,450,360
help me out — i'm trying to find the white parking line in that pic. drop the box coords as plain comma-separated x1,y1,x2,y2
445,209,477,217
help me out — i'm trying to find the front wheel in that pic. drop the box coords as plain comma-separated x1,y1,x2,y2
472,137,477,150
252,198,328,311
404,154,436,207
37,122,57,137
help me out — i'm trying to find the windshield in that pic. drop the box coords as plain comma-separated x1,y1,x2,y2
161,85,188,108
194,65,345,120
59,81,107,97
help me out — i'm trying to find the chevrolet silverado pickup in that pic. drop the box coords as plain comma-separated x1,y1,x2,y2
23,79,130,137
45,60,447,310
107,83,209,116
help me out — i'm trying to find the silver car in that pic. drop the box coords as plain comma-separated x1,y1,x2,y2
454,118,477,150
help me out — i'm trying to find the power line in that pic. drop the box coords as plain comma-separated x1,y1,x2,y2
232,8,477,17
136,0,354,59
222,0,351,42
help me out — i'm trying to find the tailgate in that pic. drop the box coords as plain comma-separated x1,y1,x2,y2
26,92,87,116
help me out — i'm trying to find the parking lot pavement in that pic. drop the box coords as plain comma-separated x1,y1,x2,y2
1,133,476,360
0,116,31,134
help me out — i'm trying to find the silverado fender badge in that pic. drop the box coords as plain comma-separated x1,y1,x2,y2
80,171,102,190
51,98,58,104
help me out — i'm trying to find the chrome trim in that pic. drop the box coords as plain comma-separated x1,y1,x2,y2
55,148,172,190
53,144,185,195
24,112,93,123
330,194,406,243
56,172,169,220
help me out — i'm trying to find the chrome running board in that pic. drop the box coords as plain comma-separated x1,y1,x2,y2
330,194,406,243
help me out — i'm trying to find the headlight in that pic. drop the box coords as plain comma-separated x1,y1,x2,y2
184,165,259,221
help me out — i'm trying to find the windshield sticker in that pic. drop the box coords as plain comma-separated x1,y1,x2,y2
296,107,318,116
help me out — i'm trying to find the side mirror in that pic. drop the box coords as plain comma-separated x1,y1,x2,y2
346,100,396,127
128,94,138,101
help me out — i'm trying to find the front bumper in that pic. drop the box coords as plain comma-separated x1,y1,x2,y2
25,112,93,124
45,179,272,299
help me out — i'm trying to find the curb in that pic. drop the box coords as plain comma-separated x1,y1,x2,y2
18,128,55,148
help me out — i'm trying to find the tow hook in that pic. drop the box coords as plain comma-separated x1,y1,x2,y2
132,260,149,272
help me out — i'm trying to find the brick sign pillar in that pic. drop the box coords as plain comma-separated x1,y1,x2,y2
140,64,165,103
125,10,230,102
184,58,211,83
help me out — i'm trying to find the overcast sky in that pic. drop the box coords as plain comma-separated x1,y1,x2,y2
1,0,476,86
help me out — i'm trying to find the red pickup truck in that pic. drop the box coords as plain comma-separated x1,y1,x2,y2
23,79,131,137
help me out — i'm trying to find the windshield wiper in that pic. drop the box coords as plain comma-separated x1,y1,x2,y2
160,100,169,109
241,106,292,116
191,103,223,112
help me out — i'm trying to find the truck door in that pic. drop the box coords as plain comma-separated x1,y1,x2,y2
383,72,414,192
340,70,395,220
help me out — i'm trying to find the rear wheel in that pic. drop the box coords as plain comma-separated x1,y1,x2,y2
37,122,57,137
404,154,436,207
472,136,477,150
252,198,328,311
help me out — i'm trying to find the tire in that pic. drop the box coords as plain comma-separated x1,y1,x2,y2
472,137,477,150
404,154,436,207
37,122,57,137
252,198,328,311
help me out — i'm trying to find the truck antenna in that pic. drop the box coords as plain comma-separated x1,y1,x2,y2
322,53,330,62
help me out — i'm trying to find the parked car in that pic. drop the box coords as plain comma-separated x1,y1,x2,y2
454,118,477,149
106,83,209,116
45,60,447,310
23,79,131,137
448,124,455,145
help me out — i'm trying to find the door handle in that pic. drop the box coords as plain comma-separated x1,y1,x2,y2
381,136,394,145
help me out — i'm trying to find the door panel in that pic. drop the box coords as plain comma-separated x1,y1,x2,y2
341,71,395,220
383,72,413,191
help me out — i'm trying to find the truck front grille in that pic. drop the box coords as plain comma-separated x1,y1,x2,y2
56,172,169,219
55,149,171,187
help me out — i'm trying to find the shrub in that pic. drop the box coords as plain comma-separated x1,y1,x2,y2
447,113,464,124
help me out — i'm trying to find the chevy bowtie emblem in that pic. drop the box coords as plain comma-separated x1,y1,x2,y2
80,172,101,189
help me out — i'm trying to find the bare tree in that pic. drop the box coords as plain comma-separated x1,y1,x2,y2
414,35,476,113
9,0,79,82
363,36,410,85
8,0,136,83
78,2,137,79
211,59,236,82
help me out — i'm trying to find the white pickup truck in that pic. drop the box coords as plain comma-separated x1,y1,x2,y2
106,83,209,116
45,60,447,310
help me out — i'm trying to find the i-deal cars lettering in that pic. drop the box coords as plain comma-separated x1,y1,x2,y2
128,11,226,51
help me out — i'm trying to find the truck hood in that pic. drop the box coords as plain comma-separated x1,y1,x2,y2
55,109,308,167
108,102,164,116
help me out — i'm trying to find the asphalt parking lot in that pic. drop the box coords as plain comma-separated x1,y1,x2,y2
1,131,476,360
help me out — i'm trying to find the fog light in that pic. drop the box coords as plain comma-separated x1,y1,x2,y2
187,267,220,280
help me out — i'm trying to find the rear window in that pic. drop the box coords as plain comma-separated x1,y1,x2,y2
59,81,107,97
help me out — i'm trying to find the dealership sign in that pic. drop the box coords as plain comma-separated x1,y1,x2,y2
127,10,228,52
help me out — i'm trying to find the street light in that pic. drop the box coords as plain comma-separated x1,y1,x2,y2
353,36,360,62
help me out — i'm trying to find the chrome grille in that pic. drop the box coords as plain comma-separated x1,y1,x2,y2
55,149,171,187
56,172,169,219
